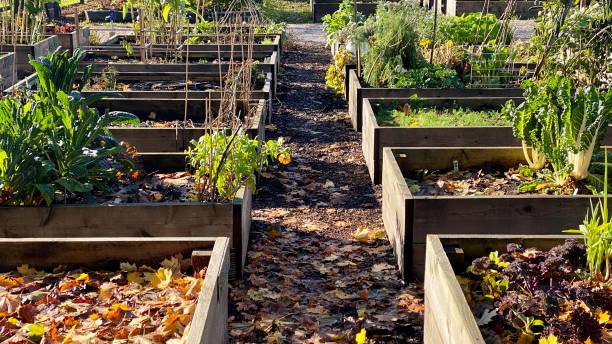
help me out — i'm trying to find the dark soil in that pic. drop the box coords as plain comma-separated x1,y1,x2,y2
228,42,424,342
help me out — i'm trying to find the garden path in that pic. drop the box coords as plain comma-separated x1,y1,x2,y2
227,28,425,343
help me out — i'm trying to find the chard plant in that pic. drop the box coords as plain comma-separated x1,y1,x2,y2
503,76,612,185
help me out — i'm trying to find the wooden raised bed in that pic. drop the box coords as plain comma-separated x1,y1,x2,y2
109,99,268,152
424,234,576,343
0,153,252,276
50,27,91,53
0,35,60,77
79,49,279,97
311,0,383,22
362,96,522,184
348,69,524,131
435,0,539,19
0,236,230,343
364,97,612,184
0,52,15,89
382,146,606,280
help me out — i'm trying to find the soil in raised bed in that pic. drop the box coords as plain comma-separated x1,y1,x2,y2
462,239,611,343
406,165,593,196
227,36,424,342
85,79,220,92
0,256,205,342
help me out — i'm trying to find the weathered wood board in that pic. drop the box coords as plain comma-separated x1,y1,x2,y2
382,147,607,280
0,52,15,89
424,235,576,343
438,0,539,19
0,237,230,343
0,36,60,77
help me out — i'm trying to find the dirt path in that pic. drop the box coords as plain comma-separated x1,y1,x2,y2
227,38,424,343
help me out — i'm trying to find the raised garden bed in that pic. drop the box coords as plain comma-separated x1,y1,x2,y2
49,27,90,53
0,35,60,78
347,68,525,131
0,52,15,89
424,234,581,343
108,99,268,152
362,96,522,184
382,146,608,280
79,10,135,22
78,49,279,97
0,236,230,343
312,0,384,22
433,0,539,19
0,153,252,276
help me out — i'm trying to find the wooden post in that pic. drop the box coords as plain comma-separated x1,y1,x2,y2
74,14,80,48
139,9,145,63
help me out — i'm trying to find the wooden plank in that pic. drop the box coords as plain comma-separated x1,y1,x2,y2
424,235,485,343
0,237,218,270
446,0,538,19
381,147,412,279
348,69,361,130
188,237,230,344
0,52,16,89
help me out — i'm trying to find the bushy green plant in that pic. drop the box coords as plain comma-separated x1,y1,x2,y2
322,0,364,45
186,130,291,201
439,12,512,45
394,64,463,89
0,50,139,206
503,76,612,185
362,1,432,87
529,1,611,87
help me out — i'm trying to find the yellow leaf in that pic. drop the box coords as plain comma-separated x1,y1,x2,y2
539,334,558,344
127,272,143,284
355,328,367,344
7,317,19,326
110,303,129,311
585,338,593,344
357,308,367,318
75,273,89,282
0,275,19,289
160,256,181,273
147,268,173,289
353,227,370,243
88,313,100,320
597,311,610,325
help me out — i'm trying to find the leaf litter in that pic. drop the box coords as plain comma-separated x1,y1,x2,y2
228,43,423,343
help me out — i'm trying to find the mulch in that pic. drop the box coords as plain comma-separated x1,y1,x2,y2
227,42,424,343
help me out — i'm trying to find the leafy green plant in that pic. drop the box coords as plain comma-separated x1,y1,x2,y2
362,1,430,87
439,12,512,45
504,77,612,185
394,64,463,89
322,0,364,45
29,48,93,102
376,103,508,127
565,149,612,281
186,129,291,201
